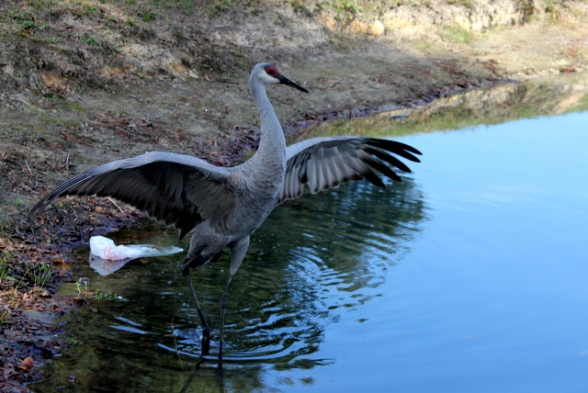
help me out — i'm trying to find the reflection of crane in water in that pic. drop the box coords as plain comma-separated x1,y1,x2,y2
30,63,421,368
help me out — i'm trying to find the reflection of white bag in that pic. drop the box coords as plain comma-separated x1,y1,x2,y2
89,236,183,260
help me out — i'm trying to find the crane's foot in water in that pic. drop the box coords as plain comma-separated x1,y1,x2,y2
201,326,211,356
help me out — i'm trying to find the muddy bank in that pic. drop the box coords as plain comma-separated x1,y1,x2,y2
1,0,588,391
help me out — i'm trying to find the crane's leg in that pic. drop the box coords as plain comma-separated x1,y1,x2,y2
181,264,211,356
218,236,250,369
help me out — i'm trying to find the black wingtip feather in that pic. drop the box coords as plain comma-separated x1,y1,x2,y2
364,156,403,182
365,146,412,173
367,139,422,162
362,168,387,188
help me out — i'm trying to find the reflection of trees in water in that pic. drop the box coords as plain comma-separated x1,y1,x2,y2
37,175,425,393
297,76,588,140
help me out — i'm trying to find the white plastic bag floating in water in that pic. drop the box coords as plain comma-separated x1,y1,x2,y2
89,236,183,260
88,236,183,276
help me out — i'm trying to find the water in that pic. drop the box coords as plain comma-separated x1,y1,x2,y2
35,107,588,391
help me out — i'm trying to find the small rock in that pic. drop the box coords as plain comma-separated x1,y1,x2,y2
368,20,385,36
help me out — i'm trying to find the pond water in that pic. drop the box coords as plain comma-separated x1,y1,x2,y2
35,100,588,391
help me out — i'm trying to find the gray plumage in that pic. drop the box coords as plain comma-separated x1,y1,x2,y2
30,63,421,366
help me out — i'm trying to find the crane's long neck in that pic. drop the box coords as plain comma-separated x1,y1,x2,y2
249,80,287,171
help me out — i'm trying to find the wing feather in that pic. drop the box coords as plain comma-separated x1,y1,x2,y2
30,151,237,238
280,137,421,203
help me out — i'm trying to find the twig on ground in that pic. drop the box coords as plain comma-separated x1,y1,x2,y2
107,197,125,214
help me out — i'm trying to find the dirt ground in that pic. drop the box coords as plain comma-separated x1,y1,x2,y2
1,0,588,391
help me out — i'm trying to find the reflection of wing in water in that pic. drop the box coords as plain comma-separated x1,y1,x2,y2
278,175,425,266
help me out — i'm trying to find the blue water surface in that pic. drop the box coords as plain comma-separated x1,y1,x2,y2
288,111,588,393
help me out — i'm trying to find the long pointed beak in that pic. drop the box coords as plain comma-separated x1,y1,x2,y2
278,74,309,93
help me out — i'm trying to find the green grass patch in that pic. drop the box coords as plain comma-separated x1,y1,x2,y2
0,256,17,282
22,263,52,289
446,0,473,8
442,24,472,44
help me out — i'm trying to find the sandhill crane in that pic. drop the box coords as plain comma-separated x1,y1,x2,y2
30,63,421,367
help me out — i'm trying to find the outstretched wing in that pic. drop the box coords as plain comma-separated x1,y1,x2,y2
280,137,421,203
30,151,237,239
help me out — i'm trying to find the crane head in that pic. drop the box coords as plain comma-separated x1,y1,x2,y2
257,63,309,93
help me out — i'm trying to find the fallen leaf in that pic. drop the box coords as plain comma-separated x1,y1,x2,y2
18,356,34,371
